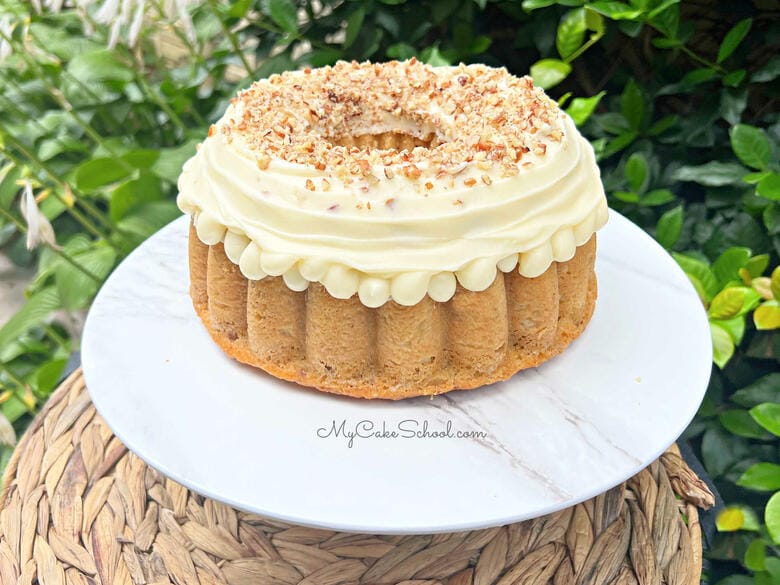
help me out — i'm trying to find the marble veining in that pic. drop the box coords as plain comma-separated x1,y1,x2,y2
82,210,712,534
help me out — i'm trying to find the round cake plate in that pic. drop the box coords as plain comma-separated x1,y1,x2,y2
82,210,711,534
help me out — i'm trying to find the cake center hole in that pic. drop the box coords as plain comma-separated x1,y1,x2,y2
329,131,437,150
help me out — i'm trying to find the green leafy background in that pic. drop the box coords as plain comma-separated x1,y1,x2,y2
0,0,779,582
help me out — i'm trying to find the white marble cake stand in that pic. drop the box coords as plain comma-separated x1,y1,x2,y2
82,211,711,534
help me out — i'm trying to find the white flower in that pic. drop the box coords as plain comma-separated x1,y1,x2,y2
92,0,199,48
94,0,121,24
172,0,196,45
22,0,200,48
44,0,67,12
128,0,145,47
0,412,15,448
0,16,13,61
107,17,121,48
19,181,60,251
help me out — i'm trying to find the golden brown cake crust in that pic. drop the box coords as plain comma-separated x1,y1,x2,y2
189,223,598,400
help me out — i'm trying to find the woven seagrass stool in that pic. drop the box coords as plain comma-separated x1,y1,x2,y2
0,369,714,585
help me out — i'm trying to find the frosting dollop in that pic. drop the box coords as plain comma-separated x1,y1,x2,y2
177,60,608,306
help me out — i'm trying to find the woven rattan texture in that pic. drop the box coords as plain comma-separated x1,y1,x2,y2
0,370,714,585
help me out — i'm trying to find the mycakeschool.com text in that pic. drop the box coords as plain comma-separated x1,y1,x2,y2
316,419,489,448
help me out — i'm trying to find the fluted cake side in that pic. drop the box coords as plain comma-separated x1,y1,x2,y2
188,222,597,399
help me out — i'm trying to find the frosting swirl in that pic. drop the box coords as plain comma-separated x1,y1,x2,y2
177,60,608,307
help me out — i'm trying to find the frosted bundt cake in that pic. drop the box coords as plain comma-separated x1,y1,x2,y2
177,59,608,399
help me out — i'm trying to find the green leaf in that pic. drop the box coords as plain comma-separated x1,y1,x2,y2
647,0,679,18
386,43,417,60
710,322,735,368
75,158,134,191
649,1,679,38
0,164,20,211
672,161,749,187
55,245,116,311
719,409,770,439
265,0,298,33
732,374,780,407
684,67,719,85
587,1,643,19
731,124,771,171
766,492,780,545
772,266,780,300
33,358,67,395
529,59,571,89
344,7,365,49
702,428,749,477
767,557,780,582
566,92,606,127
744,171,771,185
556,8,586,60
673,253,719,302
228,0,252,18
753,55,780,83
740,287,761,315
742,507,762,531
0,287,61,349
603,132,636,157
764,204,780,236
422,46,450,67
722,69,747,87
754,302,780,330
29,23,99,61
584,8,604,34
746,254,770,278
656,205,683,249
152,140,198,183
624,152,648,192
620,79,644,130
744,538,767,571
115,200,181,240
648,115,678,136
305,47,343,67
521,0,557,10
738,464,780,492
720,89,748,125
657,68,718,95
713,247,751,286
751,403,780,436
641,189,675,206
468,35,492,55
110,173,164,222
652,37,682,48
38,137,86,161
1,395,30,424
254,51,294,79
598,113,631,134
717,18,752,64
613,191,639,203
757,173,780,201
121,150,159,170
709,288,746,320
711,315,745,345
67,49,133,85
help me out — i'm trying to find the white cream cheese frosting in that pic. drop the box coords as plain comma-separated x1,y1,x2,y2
177,60,608,307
